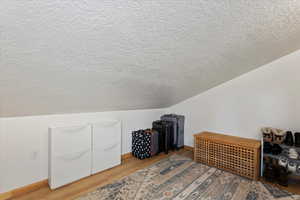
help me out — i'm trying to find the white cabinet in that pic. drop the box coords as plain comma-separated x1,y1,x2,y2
92,120,121,174
48,125,92,189
48,120,121,189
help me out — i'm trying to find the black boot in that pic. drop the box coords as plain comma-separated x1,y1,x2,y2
278,166,289,187
264,164,276,182
295,132,300,147
272,144,283,155
263,158,277,182
284,131,294,146
264,156,272,166
263,142,273,154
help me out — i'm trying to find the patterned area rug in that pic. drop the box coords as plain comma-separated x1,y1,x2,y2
76,155,300,200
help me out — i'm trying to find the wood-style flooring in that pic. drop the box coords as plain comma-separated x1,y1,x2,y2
9,149,300,199
12,149,193,200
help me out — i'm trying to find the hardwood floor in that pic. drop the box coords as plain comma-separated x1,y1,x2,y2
261,176,300,195
7,149,300,200
11,149,193,200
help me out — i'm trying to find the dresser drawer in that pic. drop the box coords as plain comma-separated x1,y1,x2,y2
49,125,92,155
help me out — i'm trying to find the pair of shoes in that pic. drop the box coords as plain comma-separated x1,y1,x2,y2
263,142,283,155
264,157,289,186
264,157,280,182
272,158,289,187
284,132,300,146
272,144,283,155
262,127,287,144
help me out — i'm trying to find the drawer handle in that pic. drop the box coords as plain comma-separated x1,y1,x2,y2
103,143,118,151
93,121,120,128
61,125,89,133
58,150,90,161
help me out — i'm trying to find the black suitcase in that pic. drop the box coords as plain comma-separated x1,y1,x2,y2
161,114,185,149
152,120,173,154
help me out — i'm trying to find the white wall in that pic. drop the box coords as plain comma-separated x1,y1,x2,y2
168,49,300,147
0,108,164,193
2,49,300,194
0,119,4,193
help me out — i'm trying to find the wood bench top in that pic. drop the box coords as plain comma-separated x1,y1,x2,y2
194,131,261,149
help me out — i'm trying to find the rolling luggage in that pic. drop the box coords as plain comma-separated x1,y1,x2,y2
145,129,159,156
132,130,151,159
132,129,159,159
160,116,178,149
161,114,185,149
152,120,173,154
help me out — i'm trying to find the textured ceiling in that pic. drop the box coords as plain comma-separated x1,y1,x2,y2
1,1,300,117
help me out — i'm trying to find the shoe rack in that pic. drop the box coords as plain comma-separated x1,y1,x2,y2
261,128,300,187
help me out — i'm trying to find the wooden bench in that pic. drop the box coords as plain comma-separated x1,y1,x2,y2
194,132,261,180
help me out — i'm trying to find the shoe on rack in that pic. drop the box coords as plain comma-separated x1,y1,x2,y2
272,144,283,155
264,164,276,182
294,132,300,147
284,131,294,146
297,165,300,175
277,166,289,187
263,142,273,154
288,148,298,159
262,127,273,142
272,128,286,144
278,156,288,168
288,161,297,173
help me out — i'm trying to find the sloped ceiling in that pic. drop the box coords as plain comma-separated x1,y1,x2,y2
1,1,300,117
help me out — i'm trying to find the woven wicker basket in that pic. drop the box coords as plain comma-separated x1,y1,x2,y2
194,132,261,180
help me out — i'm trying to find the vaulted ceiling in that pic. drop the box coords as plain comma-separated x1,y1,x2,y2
1,1,300,117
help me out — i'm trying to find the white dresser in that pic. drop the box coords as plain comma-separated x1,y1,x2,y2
48,120,121,189
92,121,121,174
